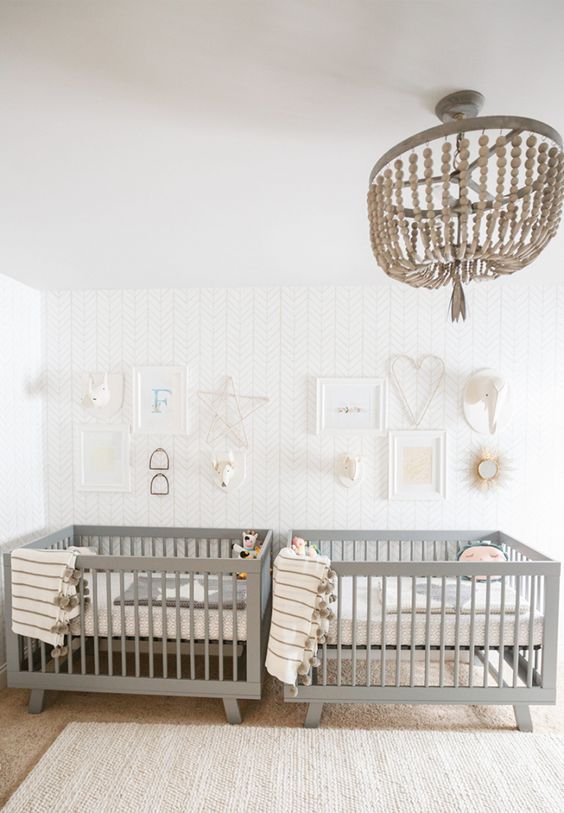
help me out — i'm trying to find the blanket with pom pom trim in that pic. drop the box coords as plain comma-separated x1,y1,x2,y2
266,547,336,695
11,547,95,658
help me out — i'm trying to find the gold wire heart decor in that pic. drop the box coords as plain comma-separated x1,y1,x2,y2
389,355,445,427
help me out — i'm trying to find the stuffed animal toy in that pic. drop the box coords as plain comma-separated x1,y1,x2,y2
457,539,508,581
233,530,261,579
291,536,319,560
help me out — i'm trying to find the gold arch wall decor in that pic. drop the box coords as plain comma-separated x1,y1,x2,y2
368,90,564,321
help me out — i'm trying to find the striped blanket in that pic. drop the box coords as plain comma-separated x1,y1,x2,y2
266,547,336,695
11,547,94,657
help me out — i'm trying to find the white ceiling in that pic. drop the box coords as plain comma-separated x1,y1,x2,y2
1,0,563,291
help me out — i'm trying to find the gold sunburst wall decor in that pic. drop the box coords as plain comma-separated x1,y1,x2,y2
468,447,512,491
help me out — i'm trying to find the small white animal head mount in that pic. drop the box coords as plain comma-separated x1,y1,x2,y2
212,453,235,489
337,454,363,488
463,369,510,435
80,373,124,418
88,372,111,408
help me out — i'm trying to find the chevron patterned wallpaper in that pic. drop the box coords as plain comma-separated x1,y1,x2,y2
42,284,563,558
2,281,563,665
0,275,46,671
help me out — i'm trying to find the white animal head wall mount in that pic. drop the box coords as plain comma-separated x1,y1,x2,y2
337,454,364,488
211,451,246,492
463,369,510,435
80,372,124,419
88,372,111,407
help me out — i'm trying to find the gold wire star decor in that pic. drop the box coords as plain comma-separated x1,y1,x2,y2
197,376,269,449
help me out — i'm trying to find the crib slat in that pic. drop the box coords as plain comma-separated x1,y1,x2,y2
513,575,521,688
454,576,461,688
424,576,431,687
26,637,33,672
147,570,154,679
232,573,238,682
161,572,168,679
366,575,372,686
119,570,126,677
92,568,100,676
483,576,491,688
395,575,402,687
175,572,182,680
40,641,46,673
133,571,140,678
106,570,113,677
189,572,196,680
80,569,87,675
527,575,536,687
336,573,342,687
498,575,506,687
204,573,210,681
218,573,224,681
439,575,446,688
468,577,476,688
351,575,357,687
409,576,416,687
380,576,387,687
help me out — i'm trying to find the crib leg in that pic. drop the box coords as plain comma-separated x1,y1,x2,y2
223,697,242,725
28,689,46,715
304,702,324,729
513,704,533,732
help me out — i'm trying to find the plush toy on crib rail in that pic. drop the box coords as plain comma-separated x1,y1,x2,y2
290,536,320,560
457,539,508,581
233,530,262,579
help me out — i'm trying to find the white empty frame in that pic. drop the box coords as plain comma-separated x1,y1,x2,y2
389,430,446,500
78,424,131,492
316,377,387,434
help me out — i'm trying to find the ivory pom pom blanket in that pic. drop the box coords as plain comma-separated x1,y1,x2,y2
266,547,336,695
11,547,94,657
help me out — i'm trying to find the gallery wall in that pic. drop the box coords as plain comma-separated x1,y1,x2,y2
0,274,47,674
43,284,563,561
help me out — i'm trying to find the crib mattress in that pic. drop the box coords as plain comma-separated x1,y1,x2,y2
70,573,543,648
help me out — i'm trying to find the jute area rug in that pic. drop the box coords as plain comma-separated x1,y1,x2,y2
3,723,564,813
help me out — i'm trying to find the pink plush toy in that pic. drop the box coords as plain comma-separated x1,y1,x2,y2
457,540,507,581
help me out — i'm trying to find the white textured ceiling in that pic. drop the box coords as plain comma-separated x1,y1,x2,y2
1,0,563,290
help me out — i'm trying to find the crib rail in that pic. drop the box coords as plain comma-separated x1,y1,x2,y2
4,527,273,702
286,530,560,708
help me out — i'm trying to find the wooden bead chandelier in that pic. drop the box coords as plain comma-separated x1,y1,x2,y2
367,90,564,321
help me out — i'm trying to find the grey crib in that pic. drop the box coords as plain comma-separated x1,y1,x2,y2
4,526,273,723
285,530,560,731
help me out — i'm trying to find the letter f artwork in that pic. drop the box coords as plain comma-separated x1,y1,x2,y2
151,388,173,413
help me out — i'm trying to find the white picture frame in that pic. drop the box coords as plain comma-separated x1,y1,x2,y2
78,424,131,492
316,377,387,434
388,430,446,500
132,366,188,435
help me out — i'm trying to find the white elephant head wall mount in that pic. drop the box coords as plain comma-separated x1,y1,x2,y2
463,369,510,435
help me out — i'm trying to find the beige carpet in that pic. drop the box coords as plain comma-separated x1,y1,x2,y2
0,667,562,809
3,722,564,813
